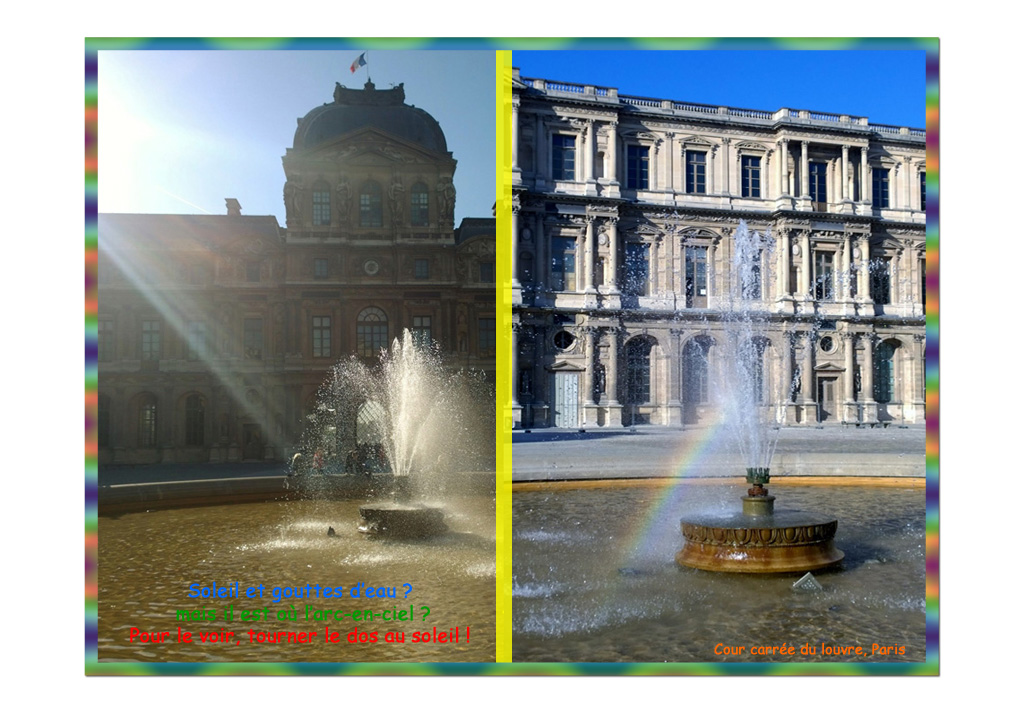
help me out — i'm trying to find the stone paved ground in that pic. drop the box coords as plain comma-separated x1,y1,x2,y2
510,424,926,481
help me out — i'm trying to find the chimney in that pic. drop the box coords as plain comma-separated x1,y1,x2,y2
225,198,242,216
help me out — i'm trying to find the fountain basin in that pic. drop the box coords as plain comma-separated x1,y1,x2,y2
357,503,448,538
677,509,844,573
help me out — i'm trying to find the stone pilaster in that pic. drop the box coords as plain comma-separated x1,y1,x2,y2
861,333,878,423
666,328,684,426
605,326,622,427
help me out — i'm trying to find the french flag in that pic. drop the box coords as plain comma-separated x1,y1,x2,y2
350,53,366,73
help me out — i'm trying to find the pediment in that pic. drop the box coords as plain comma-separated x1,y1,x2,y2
813,362,845,373
680,135,715,147
548,360,583,371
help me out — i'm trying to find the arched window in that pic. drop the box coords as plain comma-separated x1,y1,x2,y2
359,181,383,227
312,180,331,226
185,394,205,446
356,307,388,358
683,337,711,405
624,337,653,405
874,340,897,404
410,182,429,226
138,394,157,447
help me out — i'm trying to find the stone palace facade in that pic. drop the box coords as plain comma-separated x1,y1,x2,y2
509,69,926,429
98,81,495,464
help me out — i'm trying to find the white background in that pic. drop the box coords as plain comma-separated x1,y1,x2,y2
4,3,1006,707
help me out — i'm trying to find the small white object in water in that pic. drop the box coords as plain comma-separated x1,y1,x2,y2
793,572,823,592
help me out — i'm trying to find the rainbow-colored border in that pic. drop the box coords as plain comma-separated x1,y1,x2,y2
85,37,939,676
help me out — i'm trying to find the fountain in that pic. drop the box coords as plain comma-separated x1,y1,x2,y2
301,330,491,539
675,221,844,573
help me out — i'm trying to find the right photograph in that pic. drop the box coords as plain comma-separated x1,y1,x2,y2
508,49,928,663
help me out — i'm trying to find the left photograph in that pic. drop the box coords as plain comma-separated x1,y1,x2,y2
95,49,497,663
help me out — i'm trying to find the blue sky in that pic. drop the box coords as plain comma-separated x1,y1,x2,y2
513,50,925,128
98,50,496,225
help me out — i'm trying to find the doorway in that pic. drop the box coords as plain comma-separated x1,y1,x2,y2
553,371,579,428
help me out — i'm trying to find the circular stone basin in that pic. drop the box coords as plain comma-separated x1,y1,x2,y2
358,504,448,539
677,509,844,573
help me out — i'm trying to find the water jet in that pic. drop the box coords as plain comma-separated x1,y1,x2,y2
674,222,843,573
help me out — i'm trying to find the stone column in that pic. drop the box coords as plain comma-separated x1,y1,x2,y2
664,132,674,193
510,97,520,172
585,325,598,426
780,139,790,195
800,141,810,197
778,229,791,300
583,327,596,407
841,145,850,201
666,328,683,426
860,148,870,203
708,145,717,194
534,212,547,295
801,331,815,403
535,115,545,186
857,237,870,303
606,327,622,426
510,196,521,288
607,217,620,294
584,120,596,191
722,138,732,196
843,332,857,422
862,334,878,423
510,323,521,409
584,216,596,294
841,232,852,301
800,231,811,299
912,334,926,423
782,331,797,423
607,121,619,186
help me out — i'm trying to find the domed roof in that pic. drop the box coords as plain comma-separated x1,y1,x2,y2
292,81,448,154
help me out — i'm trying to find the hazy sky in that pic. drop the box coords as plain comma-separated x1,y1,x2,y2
513,50,926,128
98,50,496,225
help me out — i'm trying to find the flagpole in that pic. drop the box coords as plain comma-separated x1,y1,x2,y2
366,50,371,84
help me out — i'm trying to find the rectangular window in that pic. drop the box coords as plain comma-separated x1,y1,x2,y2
809,162,827,205
478,317,496,354
684,246,708,308
624,242,649,296
312,190,331,226
314,258,328,279
187,321,207,361
480,262,494,283
741,156,761,198
98,319,113,362
626,145,649,190
411,189,429,226
551,237,577,292
872,168,890,208
243,318,263,359
552,134,576,181
685,151,706,194
870,258,892,305
246,261,261,282
814,251,835,301
312,316,331,358
141,320,161,361
412,316,432,347
415,258,429,280
920,172,926,211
